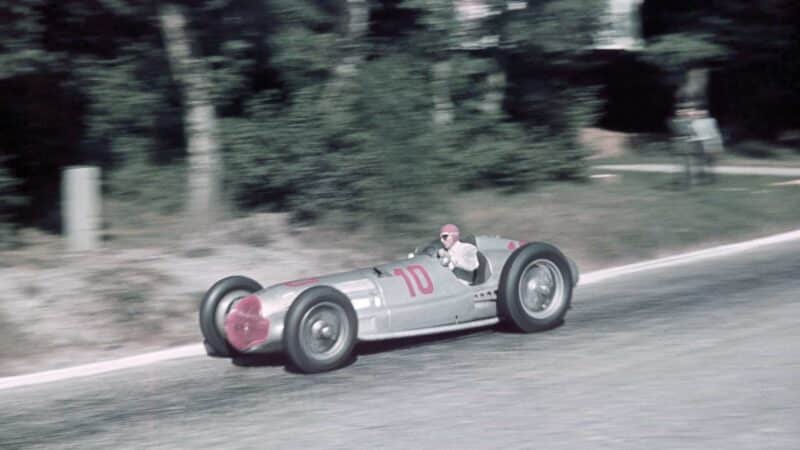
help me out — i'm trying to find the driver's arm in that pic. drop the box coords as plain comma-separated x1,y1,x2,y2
459,244,479,271
448,243,478,272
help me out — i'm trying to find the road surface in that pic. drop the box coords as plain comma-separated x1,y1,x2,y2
2,240,799,449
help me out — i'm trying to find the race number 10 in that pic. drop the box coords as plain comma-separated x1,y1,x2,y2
393,265,434,297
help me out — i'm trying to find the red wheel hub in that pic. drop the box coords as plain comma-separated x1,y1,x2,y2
224,295,270,351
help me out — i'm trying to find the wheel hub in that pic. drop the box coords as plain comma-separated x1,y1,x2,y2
300,302,349,360
311,320,335,340
518,259,565,319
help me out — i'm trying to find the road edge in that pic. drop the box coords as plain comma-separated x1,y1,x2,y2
3,227,800,391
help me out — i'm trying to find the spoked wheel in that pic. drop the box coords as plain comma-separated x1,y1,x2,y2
498,243,573,332
284,286,357,373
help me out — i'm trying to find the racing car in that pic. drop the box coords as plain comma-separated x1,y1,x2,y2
200,236,579,373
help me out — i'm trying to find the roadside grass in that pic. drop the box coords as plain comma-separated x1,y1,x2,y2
473,173,798,268
590,154,800,167
5,169,800,277
343,172,800,271
588,143,800,167
84,267,176,331
2,164,799,375
0,309,26,363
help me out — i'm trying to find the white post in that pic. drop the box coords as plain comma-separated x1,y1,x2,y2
63,166,101,252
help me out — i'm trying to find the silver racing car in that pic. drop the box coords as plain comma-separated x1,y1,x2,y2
200,236,579,373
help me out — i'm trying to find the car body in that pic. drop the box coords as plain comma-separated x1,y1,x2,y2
200,235,579,372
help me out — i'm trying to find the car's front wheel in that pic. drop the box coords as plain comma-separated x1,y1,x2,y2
284,286,358,373
498,243,573,332
199,276,263,357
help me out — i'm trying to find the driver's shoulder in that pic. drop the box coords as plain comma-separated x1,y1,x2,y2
455,240,478,253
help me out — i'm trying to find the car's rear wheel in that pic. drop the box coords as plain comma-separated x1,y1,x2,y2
199,276,263,357
498,243,573,332
284,286,358,373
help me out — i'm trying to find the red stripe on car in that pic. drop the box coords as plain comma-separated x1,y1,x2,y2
284,278,320,287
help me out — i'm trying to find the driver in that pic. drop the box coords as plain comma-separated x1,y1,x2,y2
437,224,479,278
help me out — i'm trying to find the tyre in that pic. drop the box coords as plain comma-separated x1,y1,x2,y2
199,275,263,357
284,286,358,373
497,243,573,332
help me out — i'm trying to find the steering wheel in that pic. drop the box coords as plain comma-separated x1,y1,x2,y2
418,239,444,258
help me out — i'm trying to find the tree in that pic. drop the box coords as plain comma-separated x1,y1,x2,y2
0,0,610,234
641,0,800,138
494,0,605,178
159,2,222,229
0,162,25,247
0,0,53,79
0,0,75,230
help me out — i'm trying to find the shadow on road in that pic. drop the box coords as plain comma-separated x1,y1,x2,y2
226,321,566,373
355,325,498,356
231,353,287,368
228,328,496,373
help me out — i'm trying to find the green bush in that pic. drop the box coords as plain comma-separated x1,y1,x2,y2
441,114,539,190
78,46,186,218
437,99,593,187
222,52,594,225
106,152,186,217
223,56,442,226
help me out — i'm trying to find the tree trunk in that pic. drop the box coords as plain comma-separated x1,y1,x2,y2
346,0,369,44
481,71,506,115
681,68,710,106
433,61,454,125
338,0,368,73
159,3,220,231
322,0,369,108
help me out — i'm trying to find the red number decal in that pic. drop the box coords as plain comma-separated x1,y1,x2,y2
407,265,434,294
507,240,528,251
393,266,435,297
393,268,416,297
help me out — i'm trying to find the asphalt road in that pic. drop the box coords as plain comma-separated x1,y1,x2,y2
2,240,799,450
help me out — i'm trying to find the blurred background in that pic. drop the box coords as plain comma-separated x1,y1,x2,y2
1,1,800,373
1,0,797,243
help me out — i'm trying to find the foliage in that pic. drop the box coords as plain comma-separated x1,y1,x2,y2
395,0,458,54
442,116,546,190
77,44,186,215
267,25,337,92
208,39,257,112
223,55,440,226
641,33,729,72
642,0,798,62
0,163,25,247
7,0,794,232
0,0,607,230
494,0,603,180
641,0,800,136
500,0,603,58
0,0,55,78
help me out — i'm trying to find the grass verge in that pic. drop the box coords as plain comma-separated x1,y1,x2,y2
2,167,799,376
329,171,800,271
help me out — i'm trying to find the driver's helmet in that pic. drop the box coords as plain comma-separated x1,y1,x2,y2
440,224,460,248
